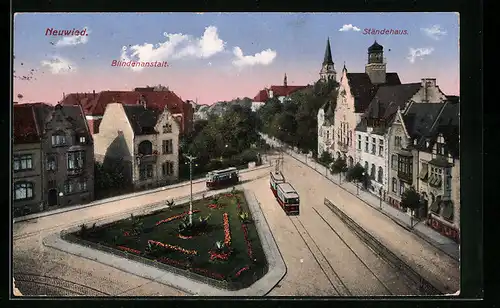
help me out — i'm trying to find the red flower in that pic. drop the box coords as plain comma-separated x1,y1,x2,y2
235,266,250,278
223,213,231,246
241,224,253,259
155,210,201,226
207,204,218,209
117,245,141,254
148,239,198,256
209,250,231,261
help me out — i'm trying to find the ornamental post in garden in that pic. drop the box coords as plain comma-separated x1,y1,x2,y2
185,154,196,225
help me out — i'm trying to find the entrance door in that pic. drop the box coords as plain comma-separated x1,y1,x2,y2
48,189,58,206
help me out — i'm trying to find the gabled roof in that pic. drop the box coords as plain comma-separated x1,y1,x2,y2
252,85,308,102
403,103,445,138
253,89,269,102
122,105,161,135
13,103,46,144
345,72,401,113
60,90,185,116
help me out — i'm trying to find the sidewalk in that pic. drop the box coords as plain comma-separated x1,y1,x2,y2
260,134,459,261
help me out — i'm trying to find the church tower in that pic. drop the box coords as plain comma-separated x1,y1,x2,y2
319,37,336,82
365,41,387,84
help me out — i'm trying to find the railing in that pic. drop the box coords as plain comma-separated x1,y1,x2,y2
67,168,84,176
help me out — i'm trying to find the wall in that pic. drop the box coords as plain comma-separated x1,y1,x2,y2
154,110,181,185
12,143,44,215
333,70,357,161
357,131,387,194
410,79,448,104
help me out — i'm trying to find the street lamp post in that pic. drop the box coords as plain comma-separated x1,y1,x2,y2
184,154,196,225
379,188,383,209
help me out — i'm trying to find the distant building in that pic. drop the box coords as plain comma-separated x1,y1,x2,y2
251,74,308,111
60,88,193,135
13,103,94,216
94,103,181,190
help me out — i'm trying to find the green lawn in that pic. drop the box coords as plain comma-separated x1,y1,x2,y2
69,190,268,290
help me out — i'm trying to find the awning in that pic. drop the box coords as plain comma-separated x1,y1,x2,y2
428,174,435,185
429,200,440,213
430,175,442,187
419,165,428,181
442,201,454,220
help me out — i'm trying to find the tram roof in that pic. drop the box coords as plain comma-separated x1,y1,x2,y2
208,167,238,175
277,182,299,198
270,171,285,181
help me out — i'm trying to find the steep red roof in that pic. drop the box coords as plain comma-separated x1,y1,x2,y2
13,103,49,144
60,90,185,116
252,86,308,103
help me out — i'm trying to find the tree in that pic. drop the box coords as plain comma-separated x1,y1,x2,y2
346,163,366,195
331,157,348,174
318,151,334,166
400,186,423,228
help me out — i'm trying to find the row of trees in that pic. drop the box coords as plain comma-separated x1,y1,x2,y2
257,79,339,156
319,154,424,228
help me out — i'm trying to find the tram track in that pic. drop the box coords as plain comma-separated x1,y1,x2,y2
287,216,351,296
14,273,111,296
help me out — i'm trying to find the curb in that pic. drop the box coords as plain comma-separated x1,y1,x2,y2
14,164,271,223
43,187,286,296
262,135,459,262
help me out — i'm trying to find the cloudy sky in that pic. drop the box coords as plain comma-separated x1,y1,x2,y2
13,12,459,105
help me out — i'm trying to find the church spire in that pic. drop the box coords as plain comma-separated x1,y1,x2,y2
323,37,334,65
284,73,288,87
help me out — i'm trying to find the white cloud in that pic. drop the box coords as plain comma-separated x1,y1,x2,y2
121,26,226,72
421,25,447,40
231,47,277,68
339,24,361,32
55,27,91,47
40,56,76,74
407,47,434,63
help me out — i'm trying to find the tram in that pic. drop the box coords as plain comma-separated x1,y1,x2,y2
276,182,300,216
206,167,239,189
269,171,285,197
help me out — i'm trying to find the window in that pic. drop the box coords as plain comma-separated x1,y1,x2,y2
79,136,86,144
398,156,413,177
77,179,87,192
162,139,173,154
365,136,369,152
162,161,175,176
14,182,34,201
46,154,57,171
163,123,172,133
138,140,153,155
429,167,443,188
357,135,361,150
140,164,154,180
13,154,33,171
391,154,398,170
394,136,402,148
348,131,352,147
377,167,383,183
67,151,85,170
444,169,452,191
52,133,67,146
419,162,429,181
64,181,75,194
436,142,447,156
392,178,397,193
364,161,369,172
399,182,405,195
326,131,330,140
371,140,376,155
378,139,384,156
370,164,375,179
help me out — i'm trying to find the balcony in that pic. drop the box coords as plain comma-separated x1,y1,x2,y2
137,154,157,165
67,168,84,177
337,141,349,152
397,171,413,184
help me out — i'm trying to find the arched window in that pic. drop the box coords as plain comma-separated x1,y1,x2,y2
370,164,376,179
391,154,398,169
377,166,383,183
138,140,153,155
364,161,369,172
391,178,397,192
348,156,354,167
14,181,34,201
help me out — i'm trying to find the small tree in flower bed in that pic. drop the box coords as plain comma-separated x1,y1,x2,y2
208,241,232,263
178,213,211,236
239,212,251,224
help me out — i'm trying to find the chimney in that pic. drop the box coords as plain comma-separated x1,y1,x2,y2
93,90,95,98
421,78,437,102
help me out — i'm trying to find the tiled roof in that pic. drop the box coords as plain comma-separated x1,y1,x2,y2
403,103,445,138
346,72,401,113
60,90,185,116
356,83,421,132
252,86,308,103
122,105,161,135
253,90,269,102
13,103,45,144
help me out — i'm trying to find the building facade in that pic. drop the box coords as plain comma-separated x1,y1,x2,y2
94,103,180,190
12,103,94,217
317,100,336,156
330,41,401,165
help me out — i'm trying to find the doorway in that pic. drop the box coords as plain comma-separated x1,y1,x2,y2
48,188,58,206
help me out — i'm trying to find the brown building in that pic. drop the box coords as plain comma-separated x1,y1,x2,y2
93,103,181,190
59,87,193,135
13,103,94,217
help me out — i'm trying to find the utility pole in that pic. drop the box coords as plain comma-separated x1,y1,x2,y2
184,154,196,225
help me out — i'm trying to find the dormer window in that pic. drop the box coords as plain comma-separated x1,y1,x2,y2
52,132,67,147
79,136,86,144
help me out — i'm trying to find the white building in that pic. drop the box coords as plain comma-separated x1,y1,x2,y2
330,41,401,166
317,100,336,155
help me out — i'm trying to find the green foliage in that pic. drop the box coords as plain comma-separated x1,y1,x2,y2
239,212,251,223
318,151,334,166
346,163,366,183
79,224,88,237
166,199,175,207
401,187,422,211
94,161,126,192
258,79,339,154
331,157,348,174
